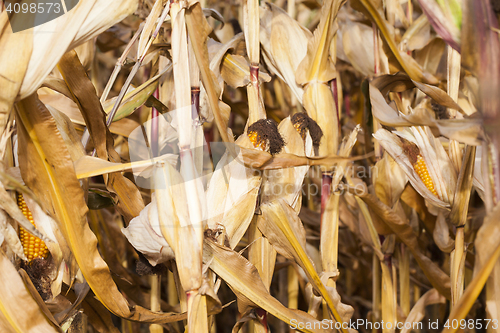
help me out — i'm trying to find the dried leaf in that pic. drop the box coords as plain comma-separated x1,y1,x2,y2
205,240,330,333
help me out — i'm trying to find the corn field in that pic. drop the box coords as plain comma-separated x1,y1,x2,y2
0,0,499,332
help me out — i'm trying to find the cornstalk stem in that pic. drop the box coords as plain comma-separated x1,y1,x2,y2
151,89,159,157
451,227,465,307
320,173,333,222
149,274,163,333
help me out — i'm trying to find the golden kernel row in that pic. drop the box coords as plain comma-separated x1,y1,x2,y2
17,194,49,261
413,155,438,196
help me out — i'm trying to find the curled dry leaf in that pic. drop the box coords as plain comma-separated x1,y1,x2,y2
121,198,175,266
370,82,483,146
204,240,331,333
260,2,312,103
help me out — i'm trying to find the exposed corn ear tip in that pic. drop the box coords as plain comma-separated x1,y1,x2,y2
373,129,449,209
17,193,49,261
247,119,285,155
291,112,324,148
409,126,457,204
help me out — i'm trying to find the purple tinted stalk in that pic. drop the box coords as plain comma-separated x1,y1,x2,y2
250,64,259,87
255,308,268,333
321,174,333,229
191,87,200,120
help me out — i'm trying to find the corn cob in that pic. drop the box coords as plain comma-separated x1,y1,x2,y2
17,194,49,261
413,155,437,196
248,130,267,151
247,119,285,155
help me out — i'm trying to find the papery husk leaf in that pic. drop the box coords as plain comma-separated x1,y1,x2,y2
433,211,455,253
414,38,446,75
373,154,408,208
400,15,431,52
0,184,48,243
400,289,446,333
204,240,330,333
121,199,175,266
302,83,338,158
23,196,67,288
400,185,436,233
355,188,451,299
0,249,60,333
407,126,456,204
0,210,26,260
154,162,202,292
248,220,277,291
221,54,252,89
206,135,262,248
220,53,271,89
373,129,449,208
257,199,348,332
16,94,185,323
37,90,140,138
209,33,244,92
260,2,312,102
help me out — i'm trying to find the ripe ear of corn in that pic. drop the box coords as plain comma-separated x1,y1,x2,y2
413,155,438,196
17,194,49,261
248,130,266,151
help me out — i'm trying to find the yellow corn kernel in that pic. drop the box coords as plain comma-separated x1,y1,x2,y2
17,194,49,261
413,155,437,196
248,130,266,151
